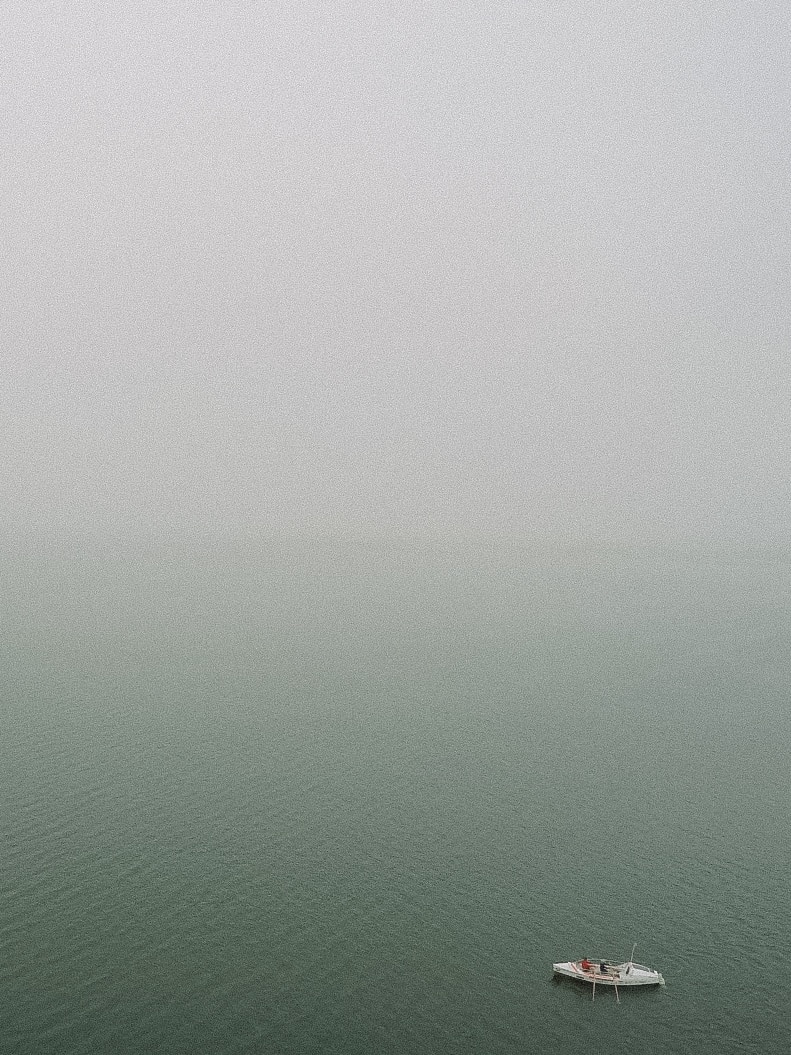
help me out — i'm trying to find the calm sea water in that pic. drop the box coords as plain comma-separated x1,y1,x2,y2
2,540,789,1054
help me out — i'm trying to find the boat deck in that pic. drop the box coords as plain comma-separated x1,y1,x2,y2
553,960,664,987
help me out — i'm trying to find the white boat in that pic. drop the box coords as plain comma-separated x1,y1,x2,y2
553,951,664,990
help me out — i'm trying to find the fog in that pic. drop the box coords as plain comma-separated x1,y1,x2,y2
3,1,789,545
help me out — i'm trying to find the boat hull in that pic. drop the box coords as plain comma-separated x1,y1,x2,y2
553,960,664,987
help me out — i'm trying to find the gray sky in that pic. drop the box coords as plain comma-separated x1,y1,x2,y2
3,1,789,545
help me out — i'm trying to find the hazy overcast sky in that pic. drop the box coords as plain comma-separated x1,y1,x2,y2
3,1,789,544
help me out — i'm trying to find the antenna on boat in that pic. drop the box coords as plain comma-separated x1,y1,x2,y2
629,942,637,966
